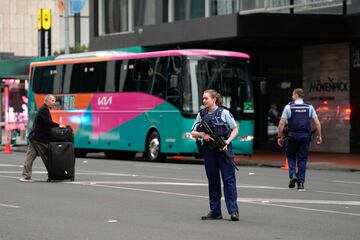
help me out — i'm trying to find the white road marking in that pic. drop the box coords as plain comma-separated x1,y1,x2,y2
0,202,21,209
71,181,287,190
68,182,360,217
0,174,23,179
312,190,360,197
333,180,360,185
1,165,359,217
0,168,358,197
72,181,207,186
238,198,360,205
0,171,47,174
0,164,23,167
250,202,360,217
239,185,287,190
134,164,183,170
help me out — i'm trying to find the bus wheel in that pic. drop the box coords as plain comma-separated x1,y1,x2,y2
145,131,165,162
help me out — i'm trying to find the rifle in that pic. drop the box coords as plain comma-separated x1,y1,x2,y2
197,121,239,171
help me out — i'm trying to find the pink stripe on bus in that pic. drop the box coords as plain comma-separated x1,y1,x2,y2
90,93,164,137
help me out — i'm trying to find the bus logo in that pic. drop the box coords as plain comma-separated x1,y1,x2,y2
98,96,112,106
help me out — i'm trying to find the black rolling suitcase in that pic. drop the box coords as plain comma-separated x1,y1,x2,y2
50,126,74,142
47,141,76,182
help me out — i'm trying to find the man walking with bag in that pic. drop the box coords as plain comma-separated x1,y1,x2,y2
19,95,65,182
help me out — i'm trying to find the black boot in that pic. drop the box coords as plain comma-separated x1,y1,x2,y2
201,212,223,220
288,176,297,188
230,212,239,221
297,182,305,191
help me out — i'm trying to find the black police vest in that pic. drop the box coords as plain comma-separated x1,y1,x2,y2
287,101,311,133
201,107,231,137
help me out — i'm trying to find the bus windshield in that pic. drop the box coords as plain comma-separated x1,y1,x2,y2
182,56,253,119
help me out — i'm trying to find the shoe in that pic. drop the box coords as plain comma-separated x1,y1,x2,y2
297,182,305,191
201,212,223,220
230,212,239,221
19,177,34,182
288,176,297,188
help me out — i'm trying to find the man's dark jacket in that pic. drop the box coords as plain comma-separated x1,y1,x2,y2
29,104,59,144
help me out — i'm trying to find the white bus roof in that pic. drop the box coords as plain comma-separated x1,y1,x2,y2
55,51,131,60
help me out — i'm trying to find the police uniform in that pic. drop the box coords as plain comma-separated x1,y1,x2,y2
192,106,239,216
281,99,317,185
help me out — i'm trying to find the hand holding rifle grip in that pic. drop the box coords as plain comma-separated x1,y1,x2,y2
198,121,238,171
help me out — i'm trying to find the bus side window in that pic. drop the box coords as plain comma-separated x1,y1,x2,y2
123,59,154,93
115,60,128,92
151,57,167,98
32,66,56,93
123,60,136,92
62,64,73,94
105,61,116,92
166,56,182,107
70,62,107,93
53,65,64,94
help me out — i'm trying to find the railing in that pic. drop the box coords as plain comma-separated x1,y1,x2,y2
238,0,351,15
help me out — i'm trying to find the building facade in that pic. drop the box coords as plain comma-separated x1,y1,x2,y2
85,1,360,153
0,0,89,57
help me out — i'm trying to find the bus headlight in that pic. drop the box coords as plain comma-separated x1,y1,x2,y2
183,132,194,139
238,135,254,142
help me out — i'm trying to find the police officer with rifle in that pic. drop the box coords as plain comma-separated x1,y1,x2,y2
196,120,239,170
191,89,239,221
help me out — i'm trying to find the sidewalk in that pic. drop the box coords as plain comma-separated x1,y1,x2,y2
1,144,359,171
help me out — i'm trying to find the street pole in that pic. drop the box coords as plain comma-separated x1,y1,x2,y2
64,0,70,54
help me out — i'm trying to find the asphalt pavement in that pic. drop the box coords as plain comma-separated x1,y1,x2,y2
0,151,359,240
2,144,360,171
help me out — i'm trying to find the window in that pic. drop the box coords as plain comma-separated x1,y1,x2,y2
114,60,129,92
174,0,205,21
211,0,235,16
32,66,57,94
123,58,156,93
69,62,107,93
134,0,156,26
189,57,251,119
99,0,129,34
151,57,168,98
166,56,183,108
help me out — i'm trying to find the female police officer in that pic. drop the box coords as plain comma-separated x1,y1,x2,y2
191,89,239,221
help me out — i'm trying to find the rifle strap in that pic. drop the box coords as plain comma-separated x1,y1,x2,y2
199,108,207,121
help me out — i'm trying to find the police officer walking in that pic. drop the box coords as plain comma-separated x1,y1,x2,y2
277,88,322,190
191,89,239,221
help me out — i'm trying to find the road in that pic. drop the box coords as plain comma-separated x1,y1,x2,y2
0,152,359,240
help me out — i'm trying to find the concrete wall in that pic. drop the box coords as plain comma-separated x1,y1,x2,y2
0,0,63,56
0,0,90,57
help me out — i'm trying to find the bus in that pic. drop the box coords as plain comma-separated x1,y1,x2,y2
28,49,254,161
